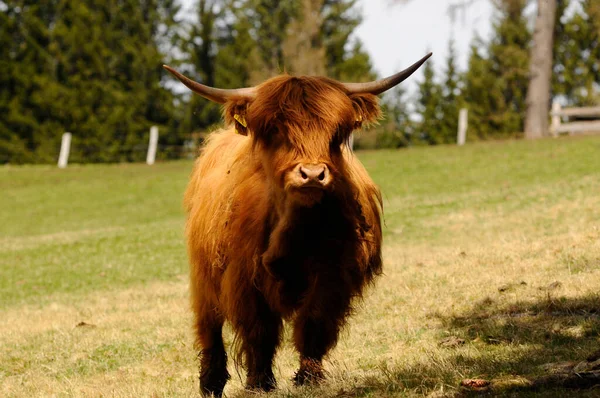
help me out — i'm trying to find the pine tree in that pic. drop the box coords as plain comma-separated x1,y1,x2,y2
214,5,257,89
0,1,60,163
488,0,530,136
554,0,600,106
376,86,413,148
256,0,374,81
320,0,374,81
416,55,443,145
0,4,21,162
179,0,223,136
334,40,377,82
463,39,498,140
48,0,179,162
1,0,180,164
461,1,530,140
221,0,375,83
250,0,298,79
438,39,462,144
551,0,571,100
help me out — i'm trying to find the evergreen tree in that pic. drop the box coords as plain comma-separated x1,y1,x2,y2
250,0,298,79
463,39,498,140
376,86,413,148
334,40,377,82
551,0,571,100
180,0,223,136
250,0,374,81
554,0,600,106
0,0,180,164
48,0,179,162
438,39,462,144
488,0,530,136
193,0,375,83
0,1,59,163
0,4,20,162
461,1,530,140
416,55,443,144
320,0,374,81
1,0,377,162
214,5,257,89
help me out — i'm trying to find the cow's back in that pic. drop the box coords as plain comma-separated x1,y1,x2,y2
184,128,250,214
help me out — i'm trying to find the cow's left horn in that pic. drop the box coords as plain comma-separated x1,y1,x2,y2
163,65,257,104
342,52,432,95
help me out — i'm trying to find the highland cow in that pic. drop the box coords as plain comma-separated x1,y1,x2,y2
164,52,431,397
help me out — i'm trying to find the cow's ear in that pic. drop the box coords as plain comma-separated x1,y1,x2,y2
224,100,250,136
349,94,381,130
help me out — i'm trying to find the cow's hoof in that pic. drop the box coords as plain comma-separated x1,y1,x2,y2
246,372,277,392
293,359,325,386
199,366,229,397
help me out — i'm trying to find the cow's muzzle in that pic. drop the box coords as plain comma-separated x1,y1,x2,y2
292,163,331,189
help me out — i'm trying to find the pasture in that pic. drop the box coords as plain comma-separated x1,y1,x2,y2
1,135,600,397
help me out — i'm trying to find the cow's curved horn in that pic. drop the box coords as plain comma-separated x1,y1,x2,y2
342,52,432,95
163,65,257,104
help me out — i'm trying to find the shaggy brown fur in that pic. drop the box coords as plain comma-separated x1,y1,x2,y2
184,74,383,397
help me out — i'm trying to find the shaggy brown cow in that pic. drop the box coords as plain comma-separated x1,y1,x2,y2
164,53,431,397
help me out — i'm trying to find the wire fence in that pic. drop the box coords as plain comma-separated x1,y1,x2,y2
51,109,471,167
52,127,199,167
6,105,600,166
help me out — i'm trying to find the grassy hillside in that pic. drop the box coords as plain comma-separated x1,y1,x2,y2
1,136,600,397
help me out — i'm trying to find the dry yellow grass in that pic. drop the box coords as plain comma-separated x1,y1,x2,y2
2,227,599,397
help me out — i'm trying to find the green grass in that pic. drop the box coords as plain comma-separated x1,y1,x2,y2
362,137,600,242
1,135,600,397
0,162,189,307
1,161,188,237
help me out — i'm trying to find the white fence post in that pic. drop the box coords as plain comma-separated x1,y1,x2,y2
457,108,468,146
550,102,561,137
146,126,159,165
57,132,72,168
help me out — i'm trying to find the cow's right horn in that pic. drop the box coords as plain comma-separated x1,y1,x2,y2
163,65,257,104
342,52,432,95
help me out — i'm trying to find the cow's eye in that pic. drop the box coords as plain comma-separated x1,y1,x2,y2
330,127,346,149
262,126,287,149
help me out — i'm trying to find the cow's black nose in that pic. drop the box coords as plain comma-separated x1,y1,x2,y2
298,163,330,186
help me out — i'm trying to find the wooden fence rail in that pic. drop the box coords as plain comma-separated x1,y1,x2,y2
551,103,600,136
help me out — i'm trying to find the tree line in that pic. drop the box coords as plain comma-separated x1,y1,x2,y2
1,0,598,163
406,0,599,146
1,0,180,163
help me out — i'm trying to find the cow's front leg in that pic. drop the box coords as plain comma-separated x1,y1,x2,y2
292,291,353,385
193,294,229,397
234,294,282,392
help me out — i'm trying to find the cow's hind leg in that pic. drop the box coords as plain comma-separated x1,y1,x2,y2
195,307,229,397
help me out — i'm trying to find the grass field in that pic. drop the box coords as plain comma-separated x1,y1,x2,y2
1,135,600,397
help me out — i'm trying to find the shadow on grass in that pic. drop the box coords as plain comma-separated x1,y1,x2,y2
334,293,600,397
